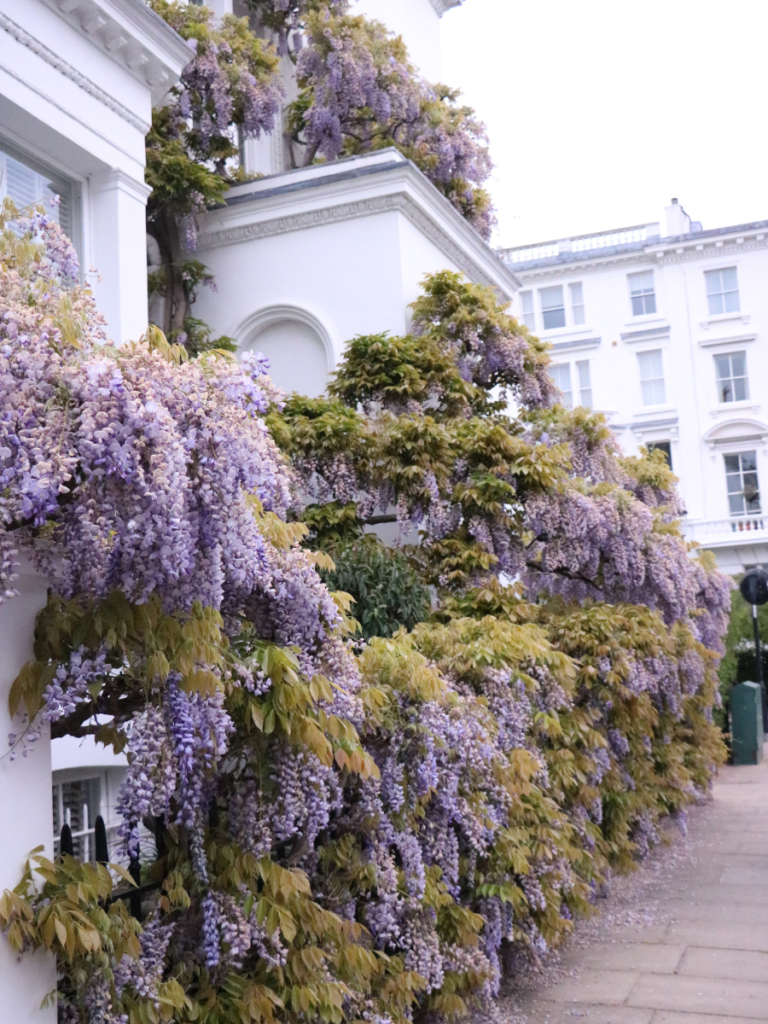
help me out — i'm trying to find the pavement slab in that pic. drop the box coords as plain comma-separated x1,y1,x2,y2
502,745,768,1024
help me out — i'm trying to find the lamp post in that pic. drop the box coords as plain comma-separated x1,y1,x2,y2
739,567,768,732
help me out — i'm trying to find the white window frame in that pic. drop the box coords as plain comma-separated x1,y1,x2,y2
539,285,566,331
549,358,593,410
705,267,740,317
724,449,760,517
519,290,536,331
637,348,666,407
0,133,84,263
536,280,587,333
714,350,749,404
628,270,657,318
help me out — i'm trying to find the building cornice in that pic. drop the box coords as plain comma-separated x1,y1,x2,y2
40,0,192,105
504,225,768,281
0,9,147,131
197,151,520,299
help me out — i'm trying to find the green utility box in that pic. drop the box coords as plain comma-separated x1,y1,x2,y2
731,681,764,765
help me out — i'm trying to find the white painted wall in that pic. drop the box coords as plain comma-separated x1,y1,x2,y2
354,0,443,81
0,564,55,1024
502,220,768,574
0,0,189,344
193,152,518,398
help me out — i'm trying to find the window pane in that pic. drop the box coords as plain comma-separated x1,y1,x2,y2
731,352,746,377
520,291,535,330
734,377,747,402
540,286,564,310
577,360,591,389
631,295,645,317
638,349,663,380
550,363,573,407
542,307,566,330
722,268,738,291
705,270,721,296
629,270,654,294
708,292,724,316
579,388,593,410
643,292,657,315
540,286,565,330
724,454,741,474
714,354,730,380
742,452,757,473
724,289,741,313
729,492,745,515
647,440,672,469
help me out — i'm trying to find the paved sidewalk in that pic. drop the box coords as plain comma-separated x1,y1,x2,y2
507,748,768,1024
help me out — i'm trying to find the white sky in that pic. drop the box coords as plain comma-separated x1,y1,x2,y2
441,0,768,249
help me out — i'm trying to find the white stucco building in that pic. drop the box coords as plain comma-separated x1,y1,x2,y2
500,201,768,575
0,2,190,1018
190,0,504,402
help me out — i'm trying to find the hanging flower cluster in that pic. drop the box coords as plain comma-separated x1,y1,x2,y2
1,213,729,1023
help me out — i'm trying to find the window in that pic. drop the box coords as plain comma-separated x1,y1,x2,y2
570,282,585,325
576,359,592,409
0,140,76,243
550,359,593,409
520,290,535,330
714,351,748,403
628,270,657,316
637,349,666,406
647,440,672,469
705,267,740,315
550,363,573,407
52,777,100,861
725,451,760,516
539,286,565,330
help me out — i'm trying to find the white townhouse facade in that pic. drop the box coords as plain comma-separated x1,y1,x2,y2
500,201,768,576
0,3,190,1019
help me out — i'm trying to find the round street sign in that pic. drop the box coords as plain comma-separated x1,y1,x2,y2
739,567,768,606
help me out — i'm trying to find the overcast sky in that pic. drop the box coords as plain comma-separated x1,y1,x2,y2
441,0,768,249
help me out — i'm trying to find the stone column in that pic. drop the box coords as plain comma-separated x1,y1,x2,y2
90,169,153,346
0,561,56,1023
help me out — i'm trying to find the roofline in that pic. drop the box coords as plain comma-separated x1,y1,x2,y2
42,0,192,105
200,148,521,299
500,217,768,272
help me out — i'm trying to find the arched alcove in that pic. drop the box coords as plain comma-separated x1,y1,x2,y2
237,305,334,399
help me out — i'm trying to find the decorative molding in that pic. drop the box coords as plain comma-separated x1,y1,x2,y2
550,336,601,352
611,416,678,433
703,418,768,451
90,168,153,203
620,325,671,343
40,0,191,105
698,332,757,349
234,303,336,368
0,10,148,132
198,193,505,292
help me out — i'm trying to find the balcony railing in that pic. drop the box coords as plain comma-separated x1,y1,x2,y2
684,515,768,547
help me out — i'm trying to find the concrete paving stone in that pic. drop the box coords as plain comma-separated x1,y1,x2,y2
664,924,768,953
539,970,640,1006
626,975,768,1020
664,902,768,926
718,863,768,886
677,947,768,982
736,836,768,854
561,943,686,975
604,925,675,944
515,1001,653,1024
653,1013,768,1024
